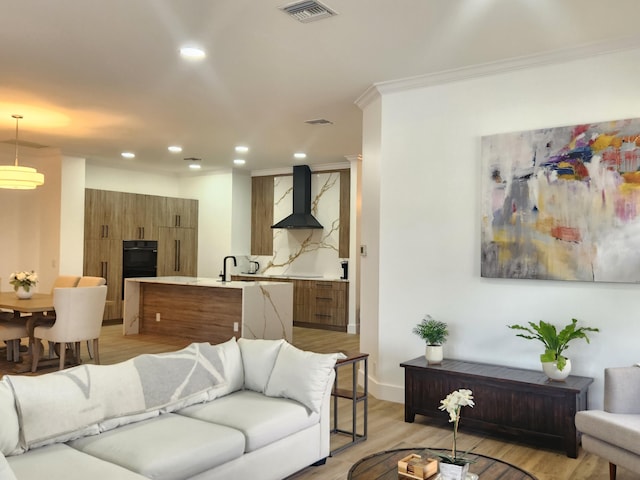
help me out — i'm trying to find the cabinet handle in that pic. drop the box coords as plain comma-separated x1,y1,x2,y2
101,261,108,281
105,225,109,238
315,313,332,318
141,226,144,238
175,214,181,227
317,297,333,301
174,239,181,271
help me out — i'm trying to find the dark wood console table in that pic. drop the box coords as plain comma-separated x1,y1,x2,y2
400,357,593,458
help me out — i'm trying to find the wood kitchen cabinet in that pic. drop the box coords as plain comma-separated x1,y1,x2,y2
84,189,199,320
159,197,198,228
251,175,275,255
83,238,122,320
157,227,197,276
84,189,124,240
122,194,158,240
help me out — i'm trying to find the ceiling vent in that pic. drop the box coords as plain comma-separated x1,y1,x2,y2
280,0,337,23
305,118,333,125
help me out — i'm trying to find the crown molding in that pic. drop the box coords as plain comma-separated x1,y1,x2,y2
355,35,640,110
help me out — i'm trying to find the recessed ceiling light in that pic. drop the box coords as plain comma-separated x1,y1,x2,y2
121,152,135,159
179,46,206,60
189,164,201,170
168,145,182,153
233,159,246,165
294,152,307,159
235,146,249,153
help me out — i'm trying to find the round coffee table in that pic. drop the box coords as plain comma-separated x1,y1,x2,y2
348,447,538,480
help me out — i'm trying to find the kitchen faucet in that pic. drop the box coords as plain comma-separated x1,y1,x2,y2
220,255,237,282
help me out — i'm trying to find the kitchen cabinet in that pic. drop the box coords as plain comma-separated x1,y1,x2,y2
159,197,198,228
157,227,197,276
232,275,348,332
84,189,199,320
251,175,275,255
84,189,124,240
122,194,158,240
83,238,122,320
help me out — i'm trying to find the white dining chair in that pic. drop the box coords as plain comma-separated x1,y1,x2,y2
31,285,107,372
0,321,28,362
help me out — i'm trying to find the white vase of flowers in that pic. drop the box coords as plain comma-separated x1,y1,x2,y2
9,271,38,299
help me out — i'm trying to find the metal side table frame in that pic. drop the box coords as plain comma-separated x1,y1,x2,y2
331,352,368,455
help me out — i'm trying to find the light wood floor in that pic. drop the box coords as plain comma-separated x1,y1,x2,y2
1,325,637,480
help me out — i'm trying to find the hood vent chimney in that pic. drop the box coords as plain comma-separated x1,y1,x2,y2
271,165,323,229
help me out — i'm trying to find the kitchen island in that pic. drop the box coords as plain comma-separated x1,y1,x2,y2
123,276,293,344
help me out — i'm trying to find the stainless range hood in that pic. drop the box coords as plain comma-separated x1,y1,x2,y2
271,165,323,229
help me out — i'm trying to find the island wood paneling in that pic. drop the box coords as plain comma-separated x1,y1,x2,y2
140,283,241,344
251,175,274,255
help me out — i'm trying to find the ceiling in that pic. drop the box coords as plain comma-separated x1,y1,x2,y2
2,0,640,175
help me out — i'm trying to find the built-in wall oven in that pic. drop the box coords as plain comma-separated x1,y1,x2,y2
122,240,157,297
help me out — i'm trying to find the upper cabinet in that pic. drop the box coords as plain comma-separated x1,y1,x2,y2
251,176,275,255
85,189,124,240
159,197,199,229
122,194,158,240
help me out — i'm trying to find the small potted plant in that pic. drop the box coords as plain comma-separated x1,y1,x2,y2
413,314,449,364
507,318,599,381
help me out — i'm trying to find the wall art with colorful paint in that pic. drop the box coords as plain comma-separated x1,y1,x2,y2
481,117,640,283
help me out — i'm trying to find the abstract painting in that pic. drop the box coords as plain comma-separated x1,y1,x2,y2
481,117,640,283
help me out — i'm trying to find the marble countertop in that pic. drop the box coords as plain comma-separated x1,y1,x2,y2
235,273,348,282
124,276,292,289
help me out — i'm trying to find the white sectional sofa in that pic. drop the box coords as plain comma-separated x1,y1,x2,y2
0,337,340,480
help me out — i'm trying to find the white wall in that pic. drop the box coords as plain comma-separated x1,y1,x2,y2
360,46,640,409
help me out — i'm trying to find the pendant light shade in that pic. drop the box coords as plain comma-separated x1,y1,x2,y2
0,115,45,190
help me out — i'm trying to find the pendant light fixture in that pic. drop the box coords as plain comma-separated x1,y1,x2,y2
0,114,45,189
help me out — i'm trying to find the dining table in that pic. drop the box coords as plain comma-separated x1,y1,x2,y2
0,292,59,372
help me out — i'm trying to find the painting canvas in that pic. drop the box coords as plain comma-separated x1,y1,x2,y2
481,117,640,283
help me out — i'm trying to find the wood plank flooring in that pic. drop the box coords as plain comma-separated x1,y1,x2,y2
0,325,637,480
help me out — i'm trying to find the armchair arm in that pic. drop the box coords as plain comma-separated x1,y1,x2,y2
604,366,640,414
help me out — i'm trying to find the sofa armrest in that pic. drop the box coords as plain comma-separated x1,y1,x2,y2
604,366,640,414
0,451,18,480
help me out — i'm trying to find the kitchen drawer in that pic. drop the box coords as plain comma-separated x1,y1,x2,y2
314,290,345,308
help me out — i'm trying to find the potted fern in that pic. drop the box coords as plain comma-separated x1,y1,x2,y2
507,318,599,381
413,315,449,365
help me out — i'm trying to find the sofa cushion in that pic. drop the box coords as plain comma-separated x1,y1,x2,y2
69,413,245,480
265,342,341,413
576,410,640,457
178,390,319,452
237,338,284,393
212,336,244,397
6,342,227,450
0,378,20,456
0,452,17,480
7,443,147,480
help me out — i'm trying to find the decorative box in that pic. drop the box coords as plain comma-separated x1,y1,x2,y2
398,453,438,480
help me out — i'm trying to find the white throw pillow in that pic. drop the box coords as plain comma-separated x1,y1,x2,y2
210,337,244,397
0,379,20,456
265,342,341,413
237,338,284,393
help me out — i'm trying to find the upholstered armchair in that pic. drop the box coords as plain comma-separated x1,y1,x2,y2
76,276,106,287
31,286,107,372
575,366,640,480
0,321,28,362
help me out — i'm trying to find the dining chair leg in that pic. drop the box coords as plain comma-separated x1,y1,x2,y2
12,340,20,362
31,339,41,373
74,341,81,363
58,343,66,371
92,339,100,365
6,340,14,361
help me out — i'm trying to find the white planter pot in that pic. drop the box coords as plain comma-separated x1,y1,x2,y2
542,358,572,381
425,345,443,365
439,461,469,480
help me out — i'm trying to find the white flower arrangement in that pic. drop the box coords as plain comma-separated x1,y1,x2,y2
9,271,38,292
437,389,475,465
